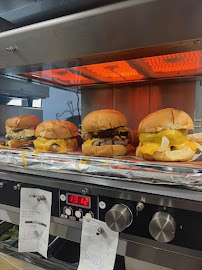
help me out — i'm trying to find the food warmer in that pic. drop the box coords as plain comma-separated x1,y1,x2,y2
0,0,202,269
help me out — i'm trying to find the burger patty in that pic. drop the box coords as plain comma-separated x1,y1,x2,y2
82,127,128,140
93,137,129,146
93,130,128,138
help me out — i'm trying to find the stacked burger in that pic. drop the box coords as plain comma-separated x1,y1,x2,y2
5,115,40,148
81,109,129,157
34,120,78,153
136,108,197,161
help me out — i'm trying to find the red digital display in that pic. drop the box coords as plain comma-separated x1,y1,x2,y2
67,194,90,208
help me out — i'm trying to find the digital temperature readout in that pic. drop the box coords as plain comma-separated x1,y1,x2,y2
67,194,91,208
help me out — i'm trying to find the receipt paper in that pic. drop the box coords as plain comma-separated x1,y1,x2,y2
18,188,52,258
78,218,119,270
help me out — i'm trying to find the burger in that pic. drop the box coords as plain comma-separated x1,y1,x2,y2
5,115,40,148
81,109,129,157
188,133,202,146
34,120,78,153
136,108,197,161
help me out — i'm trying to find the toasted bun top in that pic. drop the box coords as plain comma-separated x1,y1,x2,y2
82,109,127,132
138,108,194,133
35,120,78,139
5,115,40,130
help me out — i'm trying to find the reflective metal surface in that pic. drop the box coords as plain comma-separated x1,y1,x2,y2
0,18,15,32
114,84,150,130
1,165,202,212
194,79,202,132
125,235,202,270
81,87,113,120
0,76,49,98
0,0,201,74
0,252,44,270
0,0,123,27
1,205,202,270
82,79,196,130
105,204,133,232
150,80,196,120
0,245,77,270
149,212,176,243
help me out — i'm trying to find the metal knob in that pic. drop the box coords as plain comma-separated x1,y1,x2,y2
13,183,21,191
81,188,90,195
149,212,176,243
105,204,133,232
136,202,144,212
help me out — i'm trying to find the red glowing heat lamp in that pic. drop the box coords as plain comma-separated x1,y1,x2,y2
67,194,90,208
143,51,202,73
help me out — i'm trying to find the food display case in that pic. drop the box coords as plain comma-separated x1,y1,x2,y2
0,0,202,269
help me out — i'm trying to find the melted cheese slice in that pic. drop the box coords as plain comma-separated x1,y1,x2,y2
137,130,197,156
34,137,77,153
83,138,99,146
21,151,27,168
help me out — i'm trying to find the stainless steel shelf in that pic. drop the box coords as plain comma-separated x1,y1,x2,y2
0,0,201,74
1,164,202,213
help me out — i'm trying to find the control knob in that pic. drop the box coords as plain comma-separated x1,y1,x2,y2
105,204,133,232
149,212,176,243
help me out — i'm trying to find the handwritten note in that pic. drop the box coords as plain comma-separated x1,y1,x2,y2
18,188,52,258
78,218,119,270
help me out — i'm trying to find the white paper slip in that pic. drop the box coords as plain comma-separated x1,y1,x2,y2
18,188,52,258
78,218,119,270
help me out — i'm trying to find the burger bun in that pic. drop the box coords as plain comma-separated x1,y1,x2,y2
82,144,127,157
138,108,194,133
137,147,195,162
8,139,33,148
6,115,40,131
82,109,127,132
35,120,78,139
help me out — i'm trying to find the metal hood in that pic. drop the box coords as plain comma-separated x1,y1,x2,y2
0,0,201,86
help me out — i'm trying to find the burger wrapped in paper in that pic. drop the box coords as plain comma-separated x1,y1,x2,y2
5,115,40,148
81,109,129,157
34,120,78,153
136,108,197,162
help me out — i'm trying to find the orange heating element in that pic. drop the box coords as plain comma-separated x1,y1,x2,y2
73,61,143,82
23,51,202,86
27,69,93,85
143,51,202,73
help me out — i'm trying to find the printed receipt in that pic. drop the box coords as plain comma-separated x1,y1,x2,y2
18,188,52,258
78,218,119,270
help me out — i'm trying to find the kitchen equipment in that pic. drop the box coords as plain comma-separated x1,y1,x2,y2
0,0,202,269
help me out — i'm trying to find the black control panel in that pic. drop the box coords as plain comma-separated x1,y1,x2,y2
0,180,59,217
98,195,202,252
59,190,98,221
2,179,202,253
